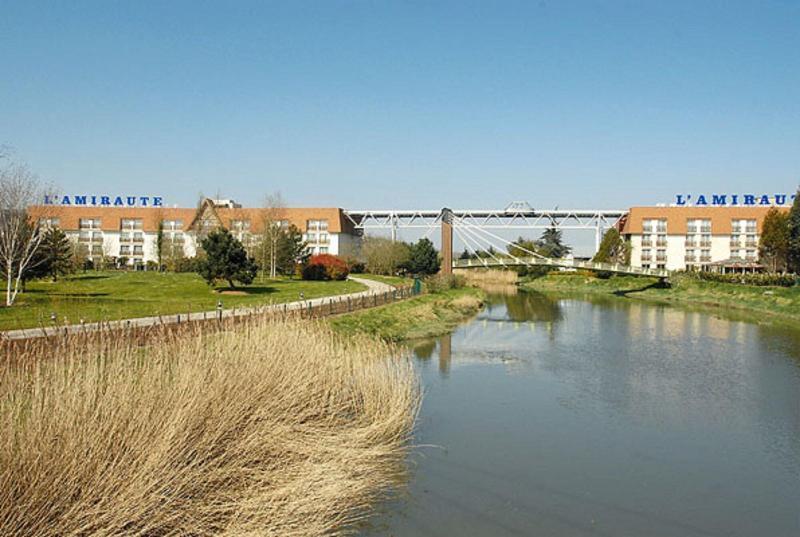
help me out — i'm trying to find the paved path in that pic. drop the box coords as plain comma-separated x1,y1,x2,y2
1,276,396,341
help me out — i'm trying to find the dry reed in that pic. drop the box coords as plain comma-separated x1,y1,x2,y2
0,316,419,536
454,268,519,286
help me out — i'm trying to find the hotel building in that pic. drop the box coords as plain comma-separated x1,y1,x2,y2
31,198,360,267
620,206,789,272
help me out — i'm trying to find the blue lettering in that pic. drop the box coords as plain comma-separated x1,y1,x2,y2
139,196,149,206
730,194,738,205
711,194,727,206
153,196,163,207
775,194,787,205
675,194,689,205
113,196,124,206
61,196,71,205
759,195,771,205
74,195,87,205
91,196,97,205
743,194,756,206
101,196,111,206
126,196,136,206
43,194,53,205
696,194,707,206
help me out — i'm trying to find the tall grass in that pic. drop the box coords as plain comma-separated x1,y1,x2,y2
454,268,518,286
0,318,419,536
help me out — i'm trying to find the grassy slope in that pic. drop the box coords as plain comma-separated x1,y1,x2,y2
330,287,484,342
523,273,800,322
2,271,365,330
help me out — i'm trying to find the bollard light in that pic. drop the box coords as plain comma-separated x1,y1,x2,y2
50,312,57,323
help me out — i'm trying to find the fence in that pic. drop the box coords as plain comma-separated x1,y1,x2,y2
1,284,418,352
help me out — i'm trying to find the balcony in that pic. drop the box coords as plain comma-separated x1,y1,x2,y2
684,255,696,262
655,255,667,262
655,240,668,248
699,241,712,248
744,241,758,248
640,256,652,263
699,256,712,263
685,240,697,248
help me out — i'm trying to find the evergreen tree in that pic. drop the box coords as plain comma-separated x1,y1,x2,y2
759,208,790,273
536,226,571,258
407,237,440,275
592,228,630,264
196,228,258,288
275,224,307,276
28,227,73,282
507,236,538,258
788,190,800,273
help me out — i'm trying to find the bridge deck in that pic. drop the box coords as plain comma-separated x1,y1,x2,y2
453,257,669,278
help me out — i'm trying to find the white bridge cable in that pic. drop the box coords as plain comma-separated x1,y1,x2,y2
452,225,502,268
455,218,547,261
454,221,535,268
452,215,549,263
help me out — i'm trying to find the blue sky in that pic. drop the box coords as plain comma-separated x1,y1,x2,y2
2,1,799,213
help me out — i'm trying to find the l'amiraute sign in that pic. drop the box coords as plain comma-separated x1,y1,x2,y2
675,193,796,207
43,195,164,207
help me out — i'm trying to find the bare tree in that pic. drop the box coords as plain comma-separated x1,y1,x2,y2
0,158,50,306
258,192,285,279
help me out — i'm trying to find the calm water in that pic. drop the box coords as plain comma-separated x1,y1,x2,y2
365,291,800,537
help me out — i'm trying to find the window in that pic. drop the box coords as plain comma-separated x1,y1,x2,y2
641,249,652,262
119,245,131,256
656,249,667,261
133,232,144,242
39,217,60,228
231,219,251,231
162,219,183,231
700,249,711,262
685,249,696,262
133,245,143,255
319,247,329,254
121,218,142,230
307,219,329,231
79,218,101,229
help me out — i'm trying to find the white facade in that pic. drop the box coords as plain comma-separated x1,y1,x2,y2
628,217,760,271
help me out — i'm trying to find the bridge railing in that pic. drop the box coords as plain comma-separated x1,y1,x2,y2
452,256,669,278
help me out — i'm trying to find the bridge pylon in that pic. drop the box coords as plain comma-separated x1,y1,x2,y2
441,208,453,275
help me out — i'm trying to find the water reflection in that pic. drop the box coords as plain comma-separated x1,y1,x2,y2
370,290,800,537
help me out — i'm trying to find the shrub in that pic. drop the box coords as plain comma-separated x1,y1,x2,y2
302,254,350,281
425,273,465,293
679,270,798,287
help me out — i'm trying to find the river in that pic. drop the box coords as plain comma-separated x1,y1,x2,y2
363,290,800,537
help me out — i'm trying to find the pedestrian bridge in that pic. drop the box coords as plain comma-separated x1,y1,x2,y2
453,256,670,278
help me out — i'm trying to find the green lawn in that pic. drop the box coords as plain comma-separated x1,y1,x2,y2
354,274,414,287
330,287,484,341
1,271,366,331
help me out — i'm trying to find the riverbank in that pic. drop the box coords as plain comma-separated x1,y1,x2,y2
522,272,800,323
330,286,485,341
1,317,419,536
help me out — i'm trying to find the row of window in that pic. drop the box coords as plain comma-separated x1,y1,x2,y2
43,217,326,232
642,218,758,234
